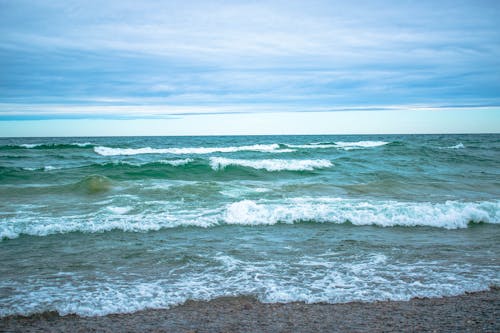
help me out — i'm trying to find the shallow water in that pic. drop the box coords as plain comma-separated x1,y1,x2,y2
0,134,499,316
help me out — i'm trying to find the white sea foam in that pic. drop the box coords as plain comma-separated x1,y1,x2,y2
43,165,61,171
447,143,465,149
17,142,93,148
20,165,67,171
284,141,390,150
20,143,40,148
91,142,388,156
334,141,390,150
108,159,194,167
0,250,496,317
73,142,93,147
158,158,194,166
94,144,284,156
222,198,500,228
220,185,271,198
285,144,338,149
107,206,133,215
210,157,333,171
1,198,498,316
1,198,498,241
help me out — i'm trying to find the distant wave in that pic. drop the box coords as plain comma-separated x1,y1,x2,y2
436,143,466,150
157,158,194,166
8,157,329,175
43,165,61,171
285,143,338,149
15,160,194,172
333,141,390,150
284,141,390,150
447,143,465,149
210,157,333,171
2,198,498,240
0,142,94,150
20,165,63,171
93,144,293,156
104,158,196,167
0,141,390,153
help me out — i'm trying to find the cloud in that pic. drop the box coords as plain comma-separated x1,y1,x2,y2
1,0,500,120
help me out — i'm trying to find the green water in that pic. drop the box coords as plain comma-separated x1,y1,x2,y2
0,134,499,316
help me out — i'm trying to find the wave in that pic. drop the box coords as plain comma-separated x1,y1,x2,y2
209,158,333,171
21,165,63,171
157,158,194,166
2,198,498,240
284,141,390,150
6,157,327,177
100,158,196,168
1,140,390,153
0,142,94,150
73,175,113,194
93,144,292,156
1,251,496,317
1,272,496,318
14,159,196,172
43,165,61,171
285,143,337,149
446,143,465,149
222,198,499,228
333,141,390,150
0,175,114,197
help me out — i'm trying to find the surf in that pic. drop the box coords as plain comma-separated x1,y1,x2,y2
2,198,498,240
93,144,292,156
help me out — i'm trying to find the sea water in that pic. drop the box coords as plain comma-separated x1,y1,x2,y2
0,134,499,316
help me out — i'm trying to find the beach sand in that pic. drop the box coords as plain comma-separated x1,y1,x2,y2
1,287,498,332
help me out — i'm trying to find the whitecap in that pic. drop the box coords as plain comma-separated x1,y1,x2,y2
43,166,61,171
20,143,41,148
222,198,499,229
158,158,194,166
285,144,337,149
107,206,133,215
94,144,285,156
447,143,465,149
334,141,390,150
284,141,390,150
1,198,498,241
72,142,93,147
17,142,92,148
209,157,333,171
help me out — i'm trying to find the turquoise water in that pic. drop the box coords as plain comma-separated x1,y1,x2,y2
0,134,499,316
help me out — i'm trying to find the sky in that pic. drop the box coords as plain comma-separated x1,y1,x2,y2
1,0,499,136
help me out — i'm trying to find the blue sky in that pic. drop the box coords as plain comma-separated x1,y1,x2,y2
1,0,499,136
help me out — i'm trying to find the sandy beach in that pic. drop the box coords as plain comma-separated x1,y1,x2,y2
1,287,498,332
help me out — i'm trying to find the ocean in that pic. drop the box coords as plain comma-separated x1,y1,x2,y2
0,134,499,316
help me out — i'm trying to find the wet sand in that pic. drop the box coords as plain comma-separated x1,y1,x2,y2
1,287,498,332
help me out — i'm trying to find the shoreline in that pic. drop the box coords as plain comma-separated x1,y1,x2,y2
1,287,498,332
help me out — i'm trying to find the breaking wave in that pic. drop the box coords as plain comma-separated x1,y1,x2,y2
2,198,498,240
447,143,465,149
92,141,391,156
332,141,390,150
0,142,94,150
284,141,390,150
93,144,291,156
209,157,333,171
